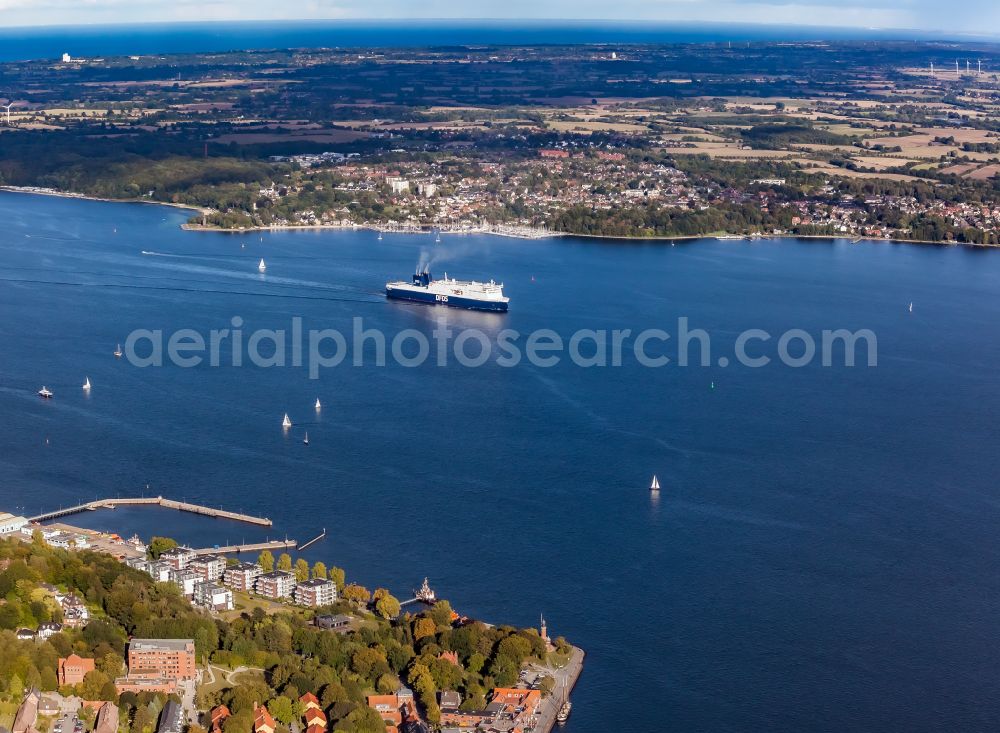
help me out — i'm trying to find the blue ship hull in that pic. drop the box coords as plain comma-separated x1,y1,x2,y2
386,287,508,312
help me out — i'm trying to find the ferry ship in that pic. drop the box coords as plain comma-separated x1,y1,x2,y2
386,269,509,312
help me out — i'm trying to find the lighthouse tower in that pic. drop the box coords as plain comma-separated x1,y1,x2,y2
540,614,554,651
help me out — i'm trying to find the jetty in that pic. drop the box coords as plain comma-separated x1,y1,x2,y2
192,540,296,556
400,577,438,607
30,496,272,526
297,529,326,551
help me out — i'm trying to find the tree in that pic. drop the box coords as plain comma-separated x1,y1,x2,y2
429,600,453,627
374,593,400,620
277,553,292,572
341,706,386,733
466,652,485,676
147,536,177,560
79,669,112,700
131,703,156,733
258,550,274,573
268,696,295,726
328,566,345,590
312,561,327,580
412,617,436,641
96,652,123,679
341,584,370,605
294,558,310,583
376,673,399,695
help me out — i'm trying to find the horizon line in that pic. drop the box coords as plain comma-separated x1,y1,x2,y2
0,18,993,41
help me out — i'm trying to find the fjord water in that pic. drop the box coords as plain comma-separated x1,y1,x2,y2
3,191,1000,731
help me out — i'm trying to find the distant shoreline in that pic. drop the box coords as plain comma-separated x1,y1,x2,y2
3,185,997,249
0,185,209,215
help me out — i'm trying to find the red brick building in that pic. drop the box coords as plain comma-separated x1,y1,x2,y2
127,639,196,680
58,654,95,686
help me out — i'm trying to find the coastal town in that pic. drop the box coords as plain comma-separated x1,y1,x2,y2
4,41,1000,242
208,153,1000,244
0,508,583,733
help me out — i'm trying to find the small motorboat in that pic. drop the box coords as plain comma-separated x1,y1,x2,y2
38,386,53,399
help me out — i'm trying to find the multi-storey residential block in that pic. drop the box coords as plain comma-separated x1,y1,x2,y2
293,578,337,607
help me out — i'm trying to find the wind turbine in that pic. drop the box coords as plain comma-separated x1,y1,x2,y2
2,103,13,126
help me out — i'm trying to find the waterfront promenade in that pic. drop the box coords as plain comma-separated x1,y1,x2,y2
191,540,296,555
533,646,585,733
30,496,272,526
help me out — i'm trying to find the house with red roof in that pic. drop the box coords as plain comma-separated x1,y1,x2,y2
303,708,326,729
366,694,401,733
253,704,275,733
209,705,230,733
299,692,321,712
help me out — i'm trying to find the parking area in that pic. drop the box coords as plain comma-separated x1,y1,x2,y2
52,712,83,733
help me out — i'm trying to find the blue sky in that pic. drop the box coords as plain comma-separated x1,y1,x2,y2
1,0,999,33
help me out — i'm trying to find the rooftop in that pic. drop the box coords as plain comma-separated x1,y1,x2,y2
296,578,334,588
129,639,194,652
259,570,294,580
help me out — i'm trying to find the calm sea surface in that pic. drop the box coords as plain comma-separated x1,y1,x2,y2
0,21,972,62
3,192,1000,731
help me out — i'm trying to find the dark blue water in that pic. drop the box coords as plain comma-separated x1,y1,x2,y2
3,191,1000,731
0,21,979,62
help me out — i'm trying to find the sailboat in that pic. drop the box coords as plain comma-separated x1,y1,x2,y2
908,301,913,313
314,398,322,411
303,431,310,445
650,475,660,491
114,343,123,358
38,386,53,399
282,413,292,429
435,230,441,243
258,258,267,273
82,377,91,391
377,231,383,241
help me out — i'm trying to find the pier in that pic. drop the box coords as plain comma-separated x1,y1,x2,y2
30,496,272,526
297,529,326,551
400,578,437,607
192,540,296,556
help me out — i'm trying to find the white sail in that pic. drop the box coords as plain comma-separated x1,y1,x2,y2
258,258,267,273
282,413,292,429
909,302,913,312
114,343,123,357
303,431,309,445
650,475,660,491
315,398,321,410
83,377,91,390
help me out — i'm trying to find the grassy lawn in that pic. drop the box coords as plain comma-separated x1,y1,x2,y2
220,591,307,621
546,649,573,670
